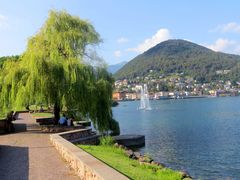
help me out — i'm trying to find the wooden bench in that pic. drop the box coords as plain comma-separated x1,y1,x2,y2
75,121,91,127
36,118,54,125
0,119,8,133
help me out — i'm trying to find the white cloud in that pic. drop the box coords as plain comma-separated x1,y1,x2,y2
207,38,236,52
0,14,7,27
127,28,172,53
234,45,240,54
114,50,121,57
212,22,240,33
117,37,129,43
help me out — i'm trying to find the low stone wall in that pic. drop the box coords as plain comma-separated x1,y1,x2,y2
58,128,100,145
59,129,92,141
50,130,128,180
15,110,29,113
40,125,84,133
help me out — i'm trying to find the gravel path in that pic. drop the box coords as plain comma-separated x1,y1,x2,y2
0,113,79,180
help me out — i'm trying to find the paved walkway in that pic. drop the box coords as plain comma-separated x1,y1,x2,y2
0,113,79,180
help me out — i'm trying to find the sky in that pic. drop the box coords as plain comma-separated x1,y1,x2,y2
1,0,240,65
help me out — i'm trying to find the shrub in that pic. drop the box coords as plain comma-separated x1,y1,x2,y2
109,118,120,136
100,136,115,146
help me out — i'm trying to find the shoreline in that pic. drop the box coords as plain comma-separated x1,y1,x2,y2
117,94,240,102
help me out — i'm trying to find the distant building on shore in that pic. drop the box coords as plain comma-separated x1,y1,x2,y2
112,91,126,101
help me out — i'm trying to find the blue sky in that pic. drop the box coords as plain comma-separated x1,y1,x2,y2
1,0,240,65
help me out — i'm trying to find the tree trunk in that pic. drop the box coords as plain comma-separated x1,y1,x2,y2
53,102,60,125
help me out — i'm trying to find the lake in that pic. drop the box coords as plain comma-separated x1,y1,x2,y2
113,97,240,179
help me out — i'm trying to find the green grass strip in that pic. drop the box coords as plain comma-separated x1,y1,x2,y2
31,112,53,118
79,145,182,180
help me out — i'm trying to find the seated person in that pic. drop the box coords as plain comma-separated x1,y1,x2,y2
25,104,30,111
67,115,74,126
59,113,67,126
39,105,44,112
6,111,16,132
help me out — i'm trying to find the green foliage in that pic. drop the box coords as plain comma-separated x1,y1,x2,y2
109,118,120,135
227,63,240,83
0,55,19,69
0,112,7,119
99,136,115,146
114,39,240,83
80,145,182,180
0,10,117,133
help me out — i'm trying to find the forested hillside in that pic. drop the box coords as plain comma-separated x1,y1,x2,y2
115,39,240,82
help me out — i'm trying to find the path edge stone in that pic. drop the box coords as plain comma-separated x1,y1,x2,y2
50,131,128,180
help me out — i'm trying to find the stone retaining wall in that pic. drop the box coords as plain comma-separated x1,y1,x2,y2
50,130,128,180
59,129,92,141
58,128,100,145
40,125,84,133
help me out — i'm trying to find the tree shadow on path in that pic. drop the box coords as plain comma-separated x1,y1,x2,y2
0,145,29,180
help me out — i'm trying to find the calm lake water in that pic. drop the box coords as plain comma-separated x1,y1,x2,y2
113,97,240,179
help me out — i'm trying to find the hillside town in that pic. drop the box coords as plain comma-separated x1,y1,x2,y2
113,73,240,101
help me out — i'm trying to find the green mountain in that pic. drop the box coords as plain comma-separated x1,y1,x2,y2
114,39,240,82
108,61,127,74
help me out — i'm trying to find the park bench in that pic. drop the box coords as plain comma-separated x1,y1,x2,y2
75,120,91,127
36,117,54,125
0,111,18,133
0,119,7,133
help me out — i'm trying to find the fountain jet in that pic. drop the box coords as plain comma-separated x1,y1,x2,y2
139,84,152,110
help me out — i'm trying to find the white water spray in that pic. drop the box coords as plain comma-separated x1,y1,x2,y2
139,84,152,110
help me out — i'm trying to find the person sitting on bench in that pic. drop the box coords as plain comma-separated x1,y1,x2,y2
59,113,67,126
67,115,74,126
6,111,16,132
39,105,44,112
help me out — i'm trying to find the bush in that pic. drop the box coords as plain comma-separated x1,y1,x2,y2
109,118,120,136
99,136,115,146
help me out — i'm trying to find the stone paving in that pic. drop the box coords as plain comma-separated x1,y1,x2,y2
0,113,79,180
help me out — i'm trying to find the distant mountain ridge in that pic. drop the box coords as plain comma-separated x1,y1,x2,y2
108,61,127,74
114,39,240,82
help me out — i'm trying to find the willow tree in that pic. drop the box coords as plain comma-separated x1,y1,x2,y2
0,10,118,133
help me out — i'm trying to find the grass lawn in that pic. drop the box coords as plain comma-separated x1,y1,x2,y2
31,112,53,118
79,145,182,180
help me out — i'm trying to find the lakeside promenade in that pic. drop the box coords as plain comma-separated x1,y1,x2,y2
0,113,78,180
